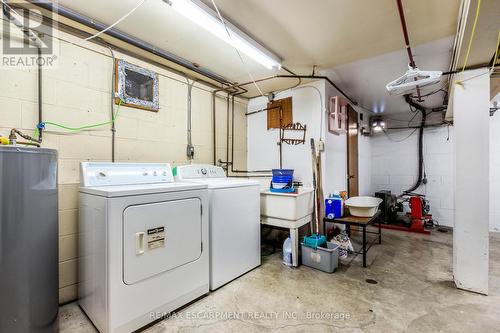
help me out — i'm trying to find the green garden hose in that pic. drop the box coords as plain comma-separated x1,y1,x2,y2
35,99,123,140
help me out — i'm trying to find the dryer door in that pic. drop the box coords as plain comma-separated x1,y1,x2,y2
123,198,202,284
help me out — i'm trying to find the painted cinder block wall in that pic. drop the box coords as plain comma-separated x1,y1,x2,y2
370,126,455,227
0,31,248,304
370,120,500,232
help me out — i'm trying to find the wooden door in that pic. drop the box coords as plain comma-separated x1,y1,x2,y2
347,106,359,197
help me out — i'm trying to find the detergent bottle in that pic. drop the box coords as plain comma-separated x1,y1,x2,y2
282,237,293,266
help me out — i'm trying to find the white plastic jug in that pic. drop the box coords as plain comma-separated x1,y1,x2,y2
282,237,293,266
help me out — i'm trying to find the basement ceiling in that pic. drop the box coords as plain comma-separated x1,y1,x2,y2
322,36,454,115
55,0,460,91
202,0,460,73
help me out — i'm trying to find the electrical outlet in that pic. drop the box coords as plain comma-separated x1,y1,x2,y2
318,140,325,152
186,144,195,159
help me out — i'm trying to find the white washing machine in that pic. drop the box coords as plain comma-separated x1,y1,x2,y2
175,164,261,290
79,162,209,333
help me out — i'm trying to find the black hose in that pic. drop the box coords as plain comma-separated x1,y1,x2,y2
402,96,427,195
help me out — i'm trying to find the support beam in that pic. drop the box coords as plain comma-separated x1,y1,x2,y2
452,68,490,295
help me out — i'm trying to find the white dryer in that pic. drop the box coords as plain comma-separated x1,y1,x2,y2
175,164,260,290
79,163,209,333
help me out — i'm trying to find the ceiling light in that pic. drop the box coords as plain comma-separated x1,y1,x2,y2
165,0,281,70
371,118,386,133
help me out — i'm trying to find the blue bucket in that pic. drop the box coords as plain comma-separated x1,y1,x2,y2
272,169,294,177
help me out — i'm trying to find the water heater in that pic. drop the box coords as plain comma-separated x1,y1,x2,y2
0,146,58,333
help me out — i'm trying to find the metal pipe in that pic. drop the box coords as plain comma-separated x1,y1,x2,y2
230,94,235,172
212,91,217,164
107,45,116,162
3,1,44,143
16,141,41,147
276,75,357,106
214,74,358,174
186,79,195,160
222,74,358,107
278,105,283,169
211,86,248,166
395,0,416,68
229,90,272,174
395,0,422,100
37,47,43,142
33,0,232,85
225,92,230,172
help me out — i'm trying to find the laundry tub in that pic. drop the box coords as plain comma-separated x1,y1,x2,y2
344,196,383,217
260,187,314,220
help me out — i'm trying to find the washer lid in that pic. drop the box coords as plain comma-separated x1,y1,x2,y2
182,178,260,189
79,182,207,197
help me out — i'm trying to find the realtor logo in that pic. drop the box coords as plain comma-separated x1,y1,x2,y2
1,1,59,68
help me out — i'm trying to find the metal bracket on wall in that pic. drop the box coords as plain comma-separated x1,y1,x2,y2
280,122,307,145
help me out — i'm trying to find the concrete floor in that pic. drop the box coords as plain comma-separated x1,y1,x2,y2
60,230,500,332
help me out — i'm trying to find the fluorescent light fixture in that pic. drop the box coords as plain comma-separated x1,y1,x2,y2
166,0,281,70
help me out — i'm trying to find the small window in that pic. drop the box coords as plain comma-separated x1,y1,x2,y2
115,59,159,111
267,97,292,129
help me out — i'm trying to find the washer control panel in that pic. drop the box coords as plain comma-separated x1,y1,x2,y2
80,162,174,187
175,164,226,180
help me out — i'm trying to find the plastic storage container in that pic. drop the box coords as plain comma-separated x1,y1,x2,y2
301,242,339,273
325,195,343,219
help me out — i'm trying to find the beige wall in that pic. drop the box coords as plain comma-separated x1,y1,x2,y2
0,30,247,304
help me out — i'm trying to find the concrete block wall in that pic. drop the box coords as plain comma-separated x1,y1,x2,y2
370,126,455,227
0,31,247,304
370,119,500,232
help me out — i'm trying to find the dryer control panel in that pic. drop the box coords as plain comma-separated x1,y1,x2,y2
80,162,174,187
175,164,226,180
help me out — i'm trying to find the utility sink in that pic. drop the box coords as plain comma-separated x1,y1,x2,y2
260,187,314,220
